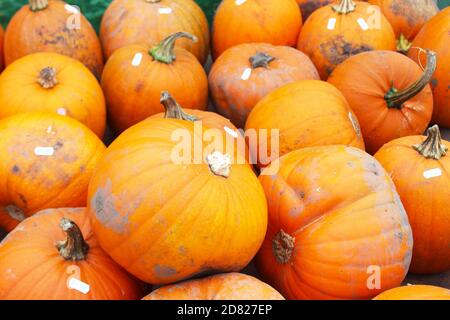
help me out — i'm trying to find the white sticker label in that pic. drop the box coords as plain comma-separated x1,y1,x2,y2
423,168,442,179
357,18,369,31
235,0,247,5
241,68,252,81
158,7,173,14
57,108,67,116
131,53,143,67
224,126,239,138
34,147,55,156
64,4,79,14
68,278,90,294
327,18,336,30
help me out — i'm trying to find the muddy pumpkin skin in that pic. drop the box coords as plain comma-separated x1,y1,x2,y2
297,0,396,79
256,146,413,300
101,32,208,134
0,208,142,300
367,0,439,42
87,116,267,285
328,50,434,154
144,273,284,300
245,80,365,167
296,0,333,21
0,113,106,232
0,52,106,138
212,0,302,60
0,26,4,71
4,0,104,79
373,285,450,300
374,126,450,274
100,0,209,65
209,43,319,129
408,8,450,128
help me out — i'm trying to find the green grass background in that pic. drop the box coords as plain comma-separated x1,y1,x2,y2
0,0,449,30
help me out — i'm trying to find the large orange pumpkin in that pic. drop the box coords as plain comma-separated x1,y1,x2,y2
143,273,284,300
100,0,209,65
212,0,302,60
296,0,333,21
373,285,450,300
102,32,208,134
0,52,106,138
256,146,413,300
245,80,365,167
328,50,434,154
408,7,450,128
4,0,103,78
297,0,396,79
374,125,450,274
0,26,4,71
367,0,439,48
0,208,142,300
209,43,319,129
0,112,105,232
87,108,267,285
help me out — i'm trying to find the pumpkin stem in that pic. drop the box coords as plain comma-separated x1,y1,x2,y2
29,0,48,11
385,49,436,109
4,205,26,222
56,218,89,261
396,34,412,54
160,91,198,122
250,52,275,69
332,0,356,14
413,125,448,160
272,230,295,264
145,0,161,3
206,151,231,178
149,32,198,64
37,67,58,89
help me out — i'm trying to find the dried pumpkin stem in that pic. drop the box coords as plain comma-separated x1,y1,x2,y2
29,0,48,11
396,34,412,54
272,230,295,264
385,49,436,109
332,0,356,14
56,218,89,261
249,52,275,69
150,32,198,64
37,67,58,89
160,91,198,121
413,125,448,160
206,152,231,178
4,205,26,222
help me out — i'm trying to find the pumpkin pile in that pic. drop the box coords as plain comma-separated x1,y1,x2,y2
0,0,448,301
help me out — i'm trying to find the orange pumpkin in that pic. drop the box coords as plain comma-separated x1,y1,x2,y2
245,80,365,167
102,32,208,134
0,52,106,138
328,50,434,154
256,146,413,300
100,0,209,65
87,107,267,285
212,0,302,60
143,273,284,300
209,43,319,129
0,25,4,71
408,7,450,128
374,126,450,274
4,0,103,78
0,208,142,299
373,285,450,300
367,0,439,49
296,0,333,21
0,112,105,232
297,0,396,79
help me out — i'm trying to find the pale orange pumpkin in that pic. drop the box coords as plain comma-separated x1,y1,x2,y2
0,112,105,232
0,52,106,138
373,285,450,300
143,273,284,300
374,126,450,274
256,146,413,300
0,25,4,71
245,80,365,167
0,208,142,300
4,0,104,78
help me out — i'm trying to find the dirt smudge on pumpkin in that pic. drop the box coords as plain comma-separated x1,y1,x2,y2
91,180,130,234
154,265,178,278
11,165,20,174
300,0,332,20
